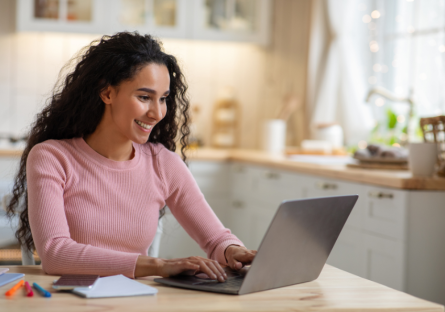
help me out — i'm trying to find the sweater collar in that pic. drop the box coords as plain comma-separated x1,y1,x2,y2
74,137,141,170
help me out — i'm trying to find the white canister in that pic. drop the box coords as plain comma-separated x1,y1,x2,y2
261,119,286,154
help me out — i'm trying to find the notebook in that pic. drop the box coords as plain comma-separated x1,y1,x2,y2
72,274,158,298
0,273,25,287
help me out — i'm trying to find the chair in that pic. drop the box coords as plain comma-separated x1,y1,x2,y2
1,193,35,265
2,193,163,264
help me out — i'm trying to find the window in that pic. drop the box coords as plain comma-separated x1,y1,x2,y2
358,0,445,144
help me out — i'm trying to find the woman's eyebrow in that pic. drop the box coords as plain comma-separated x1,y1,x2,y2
136,88,170,95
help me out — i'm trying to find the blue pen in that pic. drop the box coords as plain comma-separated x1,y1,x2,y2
33,282,52,297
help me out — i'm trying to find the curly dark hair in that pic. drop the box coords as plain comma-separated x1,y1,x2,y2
6,32,190,252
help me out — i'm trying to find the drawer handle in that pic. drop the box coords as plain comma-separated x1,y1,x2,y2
232,201,245,208
368,192,394,199
265,172,280,179
234,165,246,173
316,182,338,190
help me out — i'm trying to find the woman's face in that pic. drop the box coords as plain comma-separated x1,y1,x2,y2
101,63,170,145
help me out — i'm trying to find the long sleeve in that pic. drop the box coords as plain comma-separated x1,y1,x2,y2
159,149,244,264
27,144,140,278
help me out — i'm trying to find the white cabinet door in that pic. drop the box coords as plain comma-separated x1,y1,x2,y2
108,0,190,38
326,227,367,278
17,0,109,34
249,207,276,251
364,186,407,241
226,196,253,249
191,0,271,45
364,233,406,291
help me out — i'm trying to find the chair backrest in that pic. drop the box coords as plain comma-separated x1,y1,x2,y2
148,218,163,258
1,193,35,265
2,194,36,265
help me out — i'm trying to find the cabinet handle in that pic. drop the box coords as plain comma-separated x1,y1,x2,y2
316,182,338,190
234,165,245,173
232,200,245,208
264,171,280,180
368,192,394,199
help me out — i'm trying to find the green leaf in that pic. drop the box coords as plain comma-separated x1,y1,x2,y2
386,108,397,129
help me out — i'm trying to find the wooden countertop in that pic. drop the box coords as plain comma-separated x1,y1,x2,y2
2,147,445,190
0,149,23,157
1,265,442,312
185,148,445,191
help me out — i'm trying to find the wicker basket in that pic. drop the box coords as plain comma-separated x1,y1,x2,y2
420,116,445,177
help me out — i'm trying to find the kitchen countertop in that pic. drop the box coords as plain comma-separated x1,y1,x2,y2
2,147,445,191
1,265,443,312
185,148,445,191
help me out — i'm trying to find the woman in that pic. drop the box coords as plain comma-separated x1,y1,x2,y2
6,32,256,281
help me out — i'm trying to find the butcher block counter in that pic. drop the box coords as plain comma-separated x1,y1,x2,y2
2,147,445,190
184,148,445,191
1,265,443,312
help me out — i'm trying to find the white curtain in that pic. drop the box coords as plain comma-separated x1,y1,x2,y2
307,0,374,145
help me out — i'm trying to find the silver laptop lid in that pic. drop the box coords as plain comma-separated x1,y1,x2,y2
239,195,358,295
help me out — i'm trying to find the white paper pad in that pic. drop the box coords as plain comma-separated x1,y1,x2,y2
0,273,24,287
72,274,158,298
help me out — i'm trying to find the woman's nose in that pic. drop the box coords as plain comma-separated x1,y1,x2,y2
147,100,164,121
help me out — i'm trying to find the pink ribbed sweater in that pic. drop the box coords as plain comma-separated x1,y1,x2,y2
26,137,243,278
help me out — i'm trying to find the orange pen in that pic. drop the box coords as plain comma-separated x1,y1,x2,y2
5,280,24,296
24,281,34,297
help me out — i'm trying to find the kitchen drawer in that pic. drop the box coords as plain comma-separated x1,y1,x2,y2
364,186,407,241
254,167,304,207
304,176,365,230
364,233,406,291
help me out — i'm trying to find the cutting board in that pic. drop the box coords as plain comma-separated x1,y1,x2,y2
347,162,409,170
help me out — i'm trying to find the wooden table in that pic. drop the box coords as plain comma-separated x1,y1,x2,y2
1,265,443,312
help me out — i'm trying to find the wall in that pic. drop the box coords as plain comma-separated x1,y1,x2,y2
0,0,311,149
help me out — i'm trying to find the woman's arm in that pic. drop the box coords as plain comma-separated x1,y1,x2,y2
158,148,255,268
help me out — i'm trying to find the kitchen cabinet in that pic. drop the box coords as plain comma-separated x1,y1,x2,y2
191,0,271,45
17,0,109,34
16,0,271,45
108,0,190,39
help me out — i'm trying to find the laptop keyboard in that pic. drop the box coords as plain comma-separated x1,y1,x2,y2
192,275,244,289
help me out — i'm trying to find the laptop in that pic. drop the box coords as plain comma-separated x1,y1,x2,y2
154,195,358,295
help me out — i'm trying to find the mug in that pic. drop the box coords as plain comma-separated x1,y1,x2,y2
408,142,438,177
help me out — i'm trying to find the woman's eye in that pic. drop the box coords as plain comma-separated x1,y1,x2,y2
161,97,167,103
139,96,150,101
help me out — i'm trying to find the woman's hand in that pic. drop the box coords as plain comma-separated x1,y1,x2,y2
224,245,257,270
135,255,227,282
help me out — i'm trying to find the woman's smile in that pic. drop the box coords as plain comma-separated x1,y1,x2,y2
134,119,154,133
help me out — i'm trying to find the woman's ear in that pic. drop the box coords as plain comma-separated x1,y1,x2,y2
100,85,113,105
